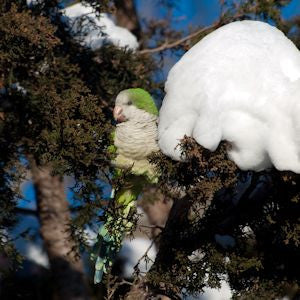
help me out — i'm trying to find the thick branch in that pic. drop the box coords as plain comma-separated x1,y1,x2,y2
114,0,141,39
31,162,89,300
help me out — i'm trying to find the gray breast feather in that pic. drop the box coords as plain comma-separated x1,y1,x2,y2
115,119,159,160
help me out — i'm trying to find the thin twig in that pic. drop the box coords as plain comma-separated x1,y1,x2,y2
15,207,38,216
138,22,219,55
138,9,249,55
133,233,160,276
139,224,164,230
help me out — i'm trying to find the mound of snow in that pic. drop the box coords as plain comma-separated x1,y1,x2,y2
158,20,300,173
62,2,139,50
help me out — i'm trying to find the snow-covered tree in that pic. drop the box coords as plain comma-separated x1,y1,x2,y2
1,1,300,300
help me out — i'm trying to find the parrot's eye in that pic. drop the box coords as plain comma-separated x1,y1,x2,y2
127,100,132,105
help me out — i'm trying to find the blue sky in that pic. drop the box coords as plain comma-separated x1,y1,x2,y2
282,0,300,19
136,0,300,27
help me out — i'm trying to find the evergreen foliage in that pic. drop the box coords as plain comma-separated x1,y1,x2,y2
0,0,156,285
146,138,300,299
0,0,300,299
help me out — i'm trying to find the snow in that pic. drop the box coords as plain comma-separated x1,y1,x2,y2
119,237,157,278
62,2,139,50
11,82,27,95
186,279,232,300
26,0,39,6
158,20,300,173
26,243,49,268
12,215,49,268
82,225,98,247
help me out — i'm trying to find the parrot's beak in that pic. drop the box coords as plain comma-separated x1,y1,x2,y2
113,106,126,123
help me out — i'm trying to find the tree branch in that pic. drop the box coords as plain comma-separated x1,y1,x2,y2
138,22,219,55
15,207,38,216
114,0,141,39
30,160,89,300
138,10,250,55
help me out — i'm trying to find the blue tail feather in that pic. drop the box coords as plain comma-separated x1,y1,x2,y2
92,223,123,284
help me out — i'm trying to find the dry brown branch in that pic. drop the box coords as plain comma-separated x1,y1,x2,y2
138,22,218,55
138,8,250,55
139,224,165,230
30,161,89,300
133,236,158,275
106,277,133,300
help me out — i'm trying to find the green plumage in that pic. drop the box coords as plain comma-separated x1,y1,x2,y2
92,88,159,283
92,174,146,283
127,88,158,116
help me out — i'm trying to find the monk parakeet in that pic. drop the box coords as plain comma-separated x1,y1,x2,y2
92,88,159,283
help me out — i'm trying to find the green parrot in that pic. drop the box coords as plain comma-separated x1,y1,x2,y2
92,88,159,283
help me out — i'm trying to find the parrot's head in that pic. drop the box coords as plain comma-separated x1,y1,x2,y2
113,88,158,123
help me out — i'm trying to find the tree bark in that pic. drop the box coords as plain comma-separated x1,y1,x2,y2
114,0,141,39
31,162,89,300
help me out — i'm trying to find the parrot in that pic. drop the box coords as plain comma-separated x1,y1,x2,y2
92,88,159,283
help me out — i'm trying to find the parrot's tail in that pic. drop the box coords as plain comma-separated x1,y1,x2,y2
91,224,118,284
91,201,136,284
92,173,146,283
